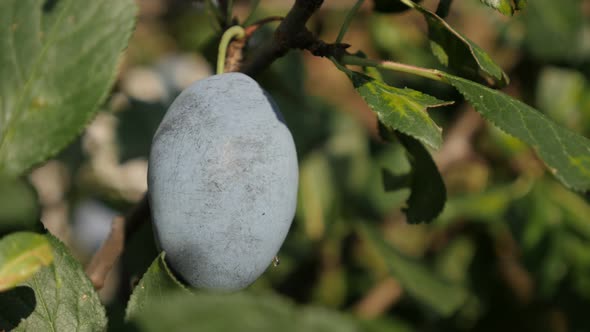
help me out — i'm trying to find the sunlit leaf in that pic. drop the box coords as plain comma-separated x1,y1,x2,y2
0,232,52,292
337,65,450,149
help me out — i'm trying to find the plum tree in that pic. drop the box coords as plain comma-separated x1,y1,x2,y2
2,0,590,330
148,73,298,290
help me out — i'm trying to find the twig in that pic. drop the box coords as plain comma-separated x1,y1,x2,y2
353,277,403,319
85,217,125,290
86,195,150,289
242,0,344,75
123,194,151,242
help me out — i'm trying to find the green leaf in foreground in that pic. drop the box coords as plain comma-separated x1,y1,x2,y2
0,234,106,332
397,133,447,224
338,67,450,149
0,232,52,292
401,0,509,87
126,252,188,320
127,291,361,332
360,224,468,316
445,74,590,191
0,0,137,177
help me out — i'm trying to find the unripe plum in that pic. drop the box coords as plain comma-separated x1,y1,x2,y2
148,73,298,290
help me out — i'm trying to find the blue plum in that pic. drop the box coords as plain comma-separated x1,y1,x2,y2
148,73,298,290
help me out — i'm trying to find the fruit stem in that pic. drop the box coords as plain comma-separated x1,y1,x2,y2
217,25,246,75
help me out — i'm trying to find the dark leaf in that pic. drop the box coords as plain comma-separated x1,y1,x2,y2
401,0,509,87
397,133,447,224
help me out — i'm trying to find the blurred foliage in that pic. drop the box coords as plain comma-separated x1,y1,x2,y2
1,0,590,331
0,178,40,235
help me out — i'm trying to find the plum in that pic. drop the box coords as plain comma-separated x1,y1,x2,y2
148,73,298,290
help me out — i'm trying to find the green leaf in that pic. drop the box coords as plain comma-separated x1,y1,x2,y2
126,252,188,320
478,0,515,15
127,291,362,331
337,66,450,149
379,125,446,224
0,177,40,235
445,74,590,191
397,133,447,224
0,0,137,177
360,224,468,316
0,234,107,331
0,232,52,292
401,0,509,87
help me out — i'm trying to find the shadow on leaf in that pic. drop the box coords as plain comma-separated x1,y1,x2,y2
0,286,36,330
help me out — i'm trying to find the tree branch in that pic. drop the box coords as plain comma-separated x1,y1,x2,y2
86,195,150,289
242,0,330,75
353,277,403,319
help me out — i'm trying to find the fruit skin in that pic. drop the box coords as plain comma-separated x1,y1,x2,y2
148,73,298,291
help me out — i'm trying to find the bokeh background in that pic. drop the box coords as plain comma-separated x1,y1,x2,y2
2,0,590,331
